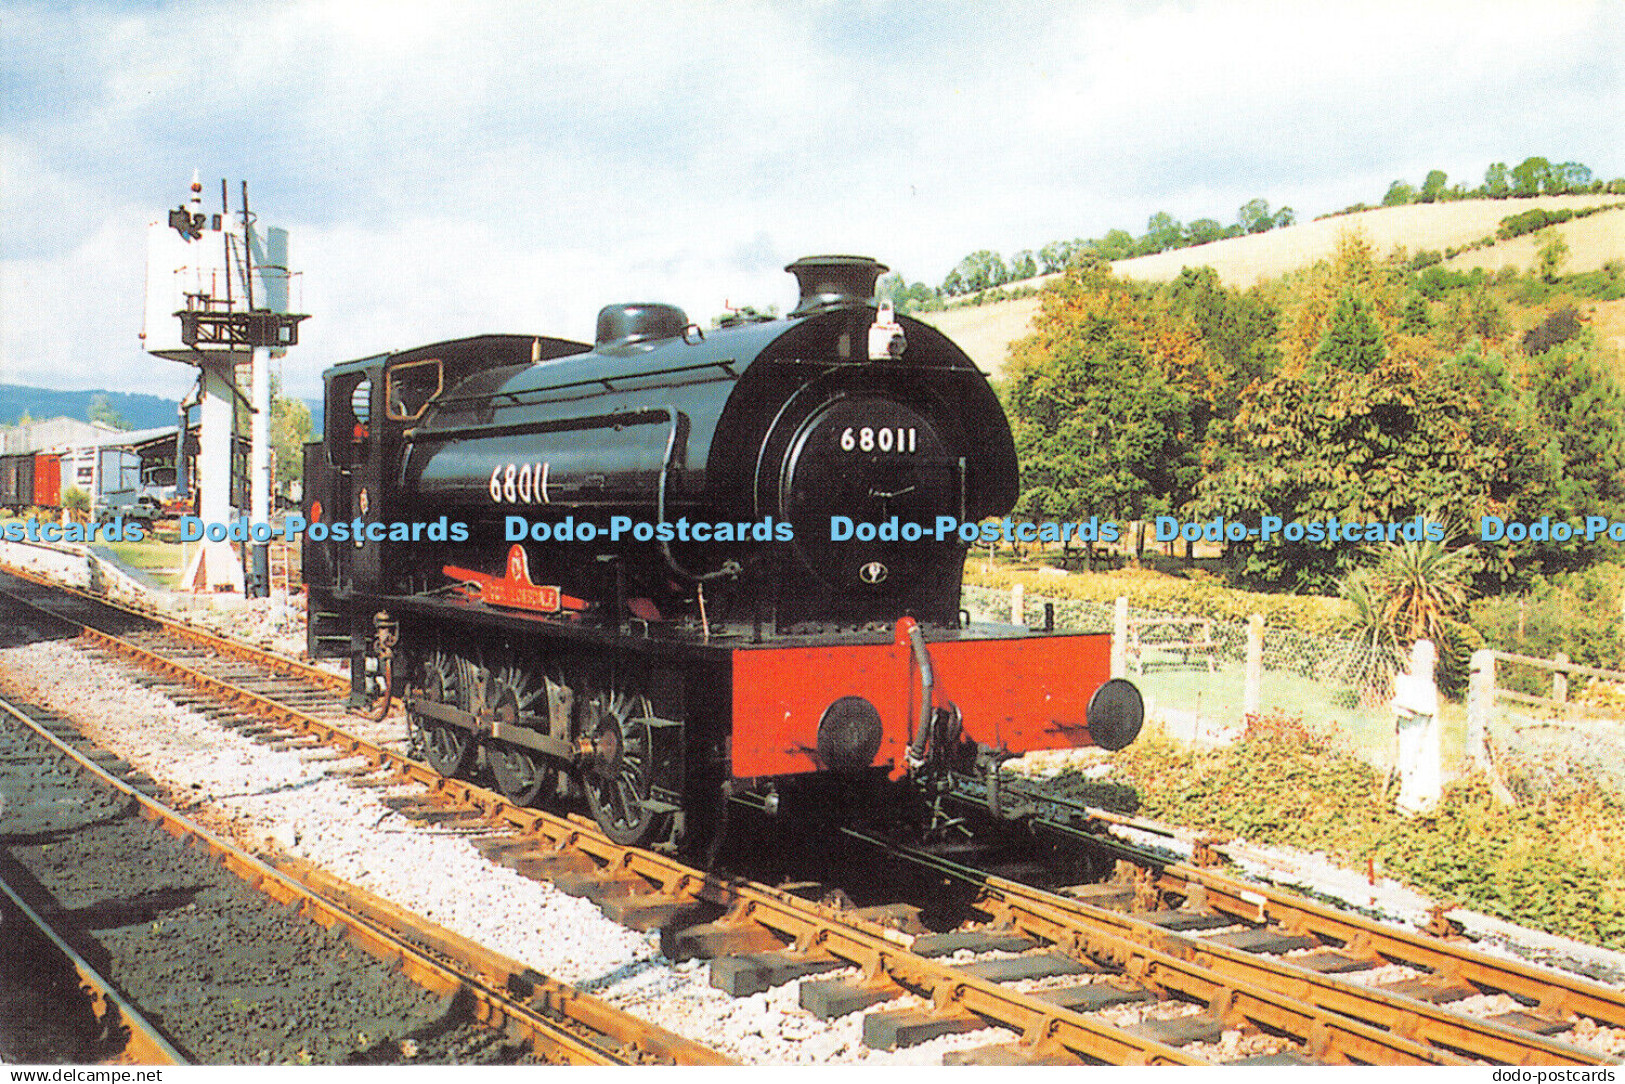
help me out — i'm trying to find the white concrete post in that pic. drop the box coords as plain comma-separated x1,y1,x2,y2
1244,614,1263,718
1010,582,1024,626
1467,649,1494,771
179,357,245,592
1393,640,1441,816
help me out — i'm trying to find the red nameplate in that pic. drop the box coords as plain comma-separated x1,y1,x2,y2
444,544,585,613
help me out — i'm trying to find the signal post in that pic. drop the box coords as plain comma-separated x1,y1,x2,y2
141,174,307,596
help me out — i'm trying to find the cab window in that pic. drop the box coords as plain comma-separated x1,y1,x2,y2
386,359,444,422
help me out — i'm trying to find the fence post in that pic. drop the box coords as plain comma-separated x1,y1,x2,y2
1553,652,1569,707
1112,596,1128,679
1467,649,1494,770
1244,614,1263,719
1010,583,1024,626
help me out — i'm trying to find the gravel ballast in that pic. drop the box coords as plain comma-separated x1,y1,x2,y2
0,636,1011,1064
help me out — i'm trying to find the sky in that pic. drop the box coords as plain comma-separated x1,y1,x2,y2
2,0,1621,401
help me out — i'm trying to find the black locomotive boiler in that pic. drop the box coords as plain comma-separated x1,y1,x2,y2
303,256,1142,850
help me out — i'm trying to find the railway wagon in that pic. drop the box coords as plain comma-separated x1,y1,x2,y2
33,452,61,509
0,453,36,510
304,256,1142,850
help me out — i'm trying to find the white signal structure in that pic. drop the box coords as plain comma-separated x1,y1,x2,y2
141,172,307,596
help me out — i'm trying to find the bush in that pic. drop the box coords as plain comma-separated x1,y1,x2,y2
962,561,1356,638
1469,565,1625,694
1520,305,1583,355
1499,207,1574,240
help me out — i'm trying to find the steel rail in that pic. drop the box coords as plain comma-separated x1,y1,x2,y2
843,829,1604,1065
1081,828,1625,1033
0,560,350,695
266,852,727,1066
953,768,1625,1048
974,877,1606,1066
3,589,1209,1065
0,693,722,1066
0,873,188,1065
9,570,1609,1065
837,832,1471,1065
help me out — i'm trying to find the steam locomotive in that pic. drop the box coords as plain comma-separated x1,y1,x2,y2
304,256,1141,851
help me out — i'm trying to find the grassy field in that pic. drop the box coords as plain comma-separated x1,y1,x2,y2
915,195,1625,376
0,515,191,589
99,534,189,588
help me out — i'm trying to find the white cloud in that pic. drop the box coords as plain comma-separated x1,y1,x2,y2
1,0,1620,401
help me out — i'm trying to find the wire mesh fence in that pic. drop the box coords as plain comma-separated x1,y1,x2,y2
1472,650,1625,803
961,583,1407,766
963,582,1625,791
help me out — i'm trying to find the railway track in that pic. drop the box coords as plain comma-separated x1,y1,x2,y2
0,671,725,1064
0,866,185,1065
1,561,1622,1064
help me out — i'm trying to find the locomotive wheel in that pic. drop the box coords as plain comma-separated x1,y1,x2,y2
579,687,669,847
489,743,552,806
484,663,558,807
417,648,474,778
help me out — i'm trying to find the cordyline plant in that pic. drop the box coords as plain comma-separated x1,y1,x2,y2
1340,524,1478,695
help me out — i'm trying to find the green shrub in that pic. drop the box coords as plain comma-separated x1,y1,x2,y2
963,561,1355,637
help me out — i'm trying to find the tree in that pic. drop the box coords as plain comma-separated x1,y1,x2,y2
1095,229,1136,261
1009,249,1037,282
1382,179,1417,206
1397,294,1432,334
1420,170,1449,203
1195,342,1550,589
1165,266,1280,407
62,486,90,523
1483,161,1510,197
1537,231,1570,282
1186,218,1225,246
1511,156,1552,197
1238,198,1276,234
1552,161,1592,193
88,393,130,430
1526,331,1625,530
1140,212,1183,255
1313,290,1386,373
1003,268,1201,534
1038,240,1075,274
1342,531,1479,690
1362,534,1476,646
269,373,312,499
943,250,1008,295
